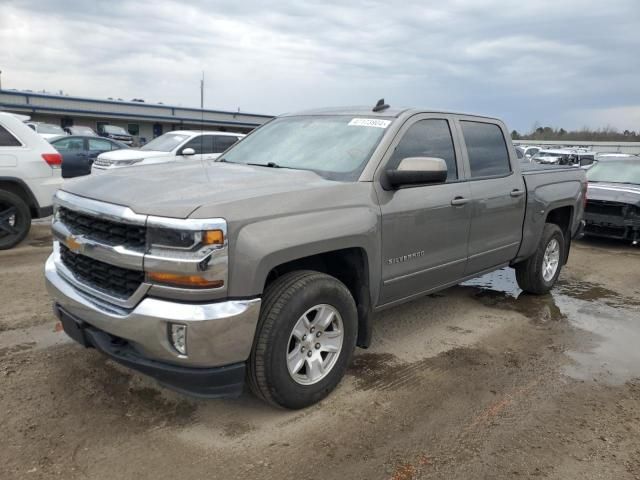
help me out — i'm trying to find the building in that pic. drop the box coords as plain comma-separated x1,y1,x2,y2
0,89,273,144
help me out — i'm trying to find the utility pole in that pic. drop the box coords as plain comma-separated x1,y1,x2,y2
200,71,204,109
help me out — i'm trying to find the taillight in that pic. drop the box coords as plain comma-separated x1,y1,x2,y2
42,153,62,168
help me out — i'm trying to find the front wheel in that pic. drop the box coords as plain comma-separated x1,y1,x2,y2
248,270,358,409
0,190,31,250
515,223,565,294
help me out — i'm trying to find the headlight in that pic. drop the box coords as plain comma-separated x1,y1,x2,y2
144,217,227,290
146,227,224,250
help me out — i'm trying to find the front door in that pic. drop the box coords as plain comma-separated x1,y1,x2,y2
456,118,526,274
376,116,472,307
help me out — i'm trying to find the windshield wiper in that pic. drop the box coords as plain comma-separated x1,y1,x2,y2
247,162,281,168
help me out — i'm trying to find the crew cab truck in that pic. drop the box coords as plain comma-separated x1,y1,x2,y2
45,104,587,409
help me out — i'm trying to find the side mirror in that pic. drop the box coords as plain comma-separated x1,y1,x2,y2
384,157,447,190
181,147,196,156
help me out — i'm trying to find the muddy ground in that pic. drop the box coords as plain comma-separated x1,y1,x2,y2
1,224,639,479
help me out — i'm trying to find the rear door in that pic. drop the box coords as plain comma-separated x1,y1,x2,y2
179,135,217,161
456,118,525,274
376,114,472,306
54,136,89,178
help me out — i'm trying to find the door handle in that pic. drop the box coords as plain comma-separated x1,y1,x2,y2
451,196,469,206
510,189,525,197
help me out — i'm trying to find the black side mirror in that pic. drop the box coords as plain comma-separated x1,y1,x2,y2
384,157,448,190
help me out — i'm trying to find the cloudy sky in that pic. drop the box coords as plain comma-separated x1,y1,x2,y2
1,0,638,132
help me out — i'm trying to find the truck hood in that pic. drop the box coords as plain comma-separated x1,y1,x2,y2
61,161,362,219
587,182,640,206
97,149,170,161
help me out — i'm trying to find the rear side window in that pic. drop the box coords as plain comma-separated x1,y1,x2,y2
88,138,113,151
0,125,22,147
388,119,458,181
182,135,214,154
213,135,239,153
461,121,511,177
54,138,84,151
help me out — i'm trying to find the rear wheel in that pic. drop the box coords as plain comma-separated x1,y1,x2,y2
248,270,358,409
0,190,31,250
515,223,564,294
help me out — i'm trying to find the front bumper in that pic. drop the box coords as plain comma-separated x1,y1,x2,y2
45,253,261,369
55,305,246,397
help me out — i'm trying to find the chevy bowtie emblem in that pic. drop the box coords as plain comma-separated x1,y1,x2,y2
66,235,82,253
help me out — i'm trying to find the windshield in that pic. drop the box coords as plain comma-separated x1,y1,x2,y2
104,125,128,135
140,133,190,152
587,160,640,184
220,115,392,181
37,124,65,134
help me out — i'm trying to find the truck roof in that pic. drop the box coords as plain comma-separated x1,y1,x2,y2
282,106,502,122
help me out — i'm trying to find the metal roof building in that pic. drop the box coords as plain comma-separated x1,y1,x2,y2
0,89,273,144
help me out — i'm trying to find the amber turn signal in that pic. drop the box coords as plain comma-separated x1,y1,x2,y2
203,229,224,245
148,272,224,289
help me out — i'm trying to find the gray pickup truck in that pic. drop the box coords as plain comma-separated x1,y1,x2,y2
45,104,587,409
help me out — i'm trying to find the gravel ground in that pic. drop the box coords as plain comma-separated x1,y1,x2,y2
1,225,639,479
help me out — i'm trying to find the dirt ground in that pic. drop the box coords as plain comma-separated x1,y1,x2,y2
1,224,639,479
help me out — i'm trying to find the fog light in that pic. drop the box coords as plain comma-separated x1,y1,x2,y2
169,323,188,355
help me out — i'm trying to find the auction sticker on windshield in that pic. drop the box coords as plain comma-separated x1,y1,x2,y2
348,118,392,128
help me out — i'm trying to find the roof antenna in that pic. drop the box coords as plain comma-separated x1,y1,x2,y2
372,98,389,112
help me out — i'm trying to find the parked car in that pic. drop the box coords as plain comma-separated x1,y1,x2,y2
50,135,128,178
64,126,98,136
98,124,134,146
516,145,541,160
25,121,68,140
584,158,640,244
45,104,586,408
91,130,244,173
0,112,63,249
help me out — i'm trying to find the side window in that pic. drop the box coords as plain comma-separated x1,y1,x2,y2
182,135,214,154
213,135,239,153
388,119,457,181
515,148,524,159
461,121,511,178
54,138,84,151
88,138,113,151
0,125,22,147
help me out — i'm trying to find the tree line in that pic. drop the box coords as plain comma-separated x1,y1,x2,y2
511,126,640,142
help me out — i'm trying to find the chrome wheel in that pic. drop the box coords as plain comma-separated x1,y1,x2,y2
542,238,560,282
286,304,344,385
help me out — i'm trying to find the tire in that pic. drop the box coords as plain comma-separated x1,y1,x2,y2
248,270,358,409
515,223,565,295
0,190,32,250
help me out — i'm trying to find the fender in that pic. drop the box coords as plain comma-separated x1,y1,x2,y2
229,206,381,303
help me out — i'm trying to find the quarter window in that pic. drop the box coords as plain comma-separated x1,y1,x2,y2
388,119,458,181
0,125,22,147
461,121,511,177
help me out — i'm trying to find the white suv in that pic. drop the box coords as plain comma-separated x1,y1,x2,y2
92,130,245,173
0,112,64,249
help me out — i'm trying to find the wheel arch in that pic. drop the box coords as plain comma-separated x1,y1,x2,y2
0,177,39,217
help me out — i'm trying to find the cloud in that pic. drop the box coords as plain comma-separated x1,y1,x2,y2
1,0,638,131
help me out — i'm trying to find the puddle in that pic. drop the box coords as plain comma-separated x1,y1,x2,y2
463,268,640,385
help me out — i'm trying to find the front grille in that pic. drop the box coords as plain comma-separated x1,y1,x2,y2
92,157,113,168
585,200,625,217
60,244,144,298
59,207,146,249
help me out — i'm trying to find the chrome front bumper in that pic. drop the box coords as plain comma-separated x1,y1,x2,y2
45,253,261,368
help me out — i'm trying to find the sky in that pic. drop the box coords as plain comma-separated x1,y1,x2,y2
1,0,639,132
